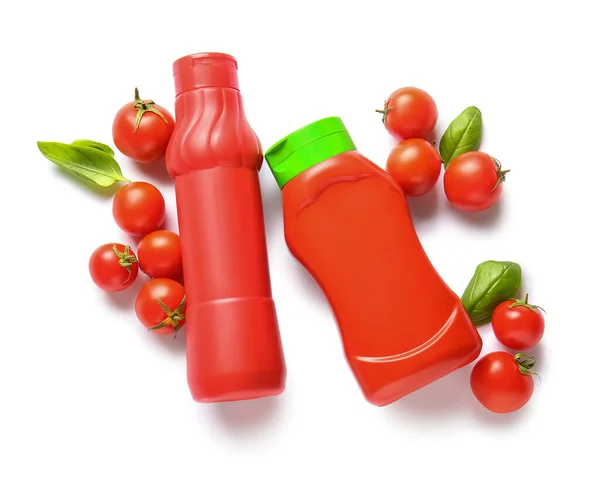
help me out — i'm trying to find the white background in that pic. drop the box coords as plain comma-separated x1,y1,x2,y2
1,1,598,491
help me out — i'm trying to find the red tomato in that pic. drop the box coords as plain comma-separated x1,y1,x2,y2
470,351,537,413
112,88,175,163
492,294,545,350
376,87,438,140
443,151,509,211
112,182,166,236
135,278,186,334
386,138,441,196
89,243,138,292
137,230,182,279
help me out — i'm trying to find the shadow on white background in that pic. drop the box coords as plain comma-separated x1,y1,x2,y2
209,396,283,436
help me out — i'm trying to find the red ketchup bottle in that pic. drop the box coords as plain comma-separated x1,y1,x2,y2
166,53,286,403
265,117,482,406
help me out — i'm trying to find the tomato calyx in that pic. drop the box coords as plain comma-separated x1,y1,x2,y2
132,87,168,133
509,293,546,313
149,295,186,334
375,103,394,128
112,244,137,282
492,157,511,191
514,353,540,381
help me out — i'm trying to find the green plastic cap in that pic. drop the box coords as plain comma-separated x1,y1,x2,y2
265,117,356,188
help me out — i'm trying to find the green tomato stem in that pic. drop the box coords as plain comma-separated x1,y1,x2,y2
148,295,187,335
492,157,510,191
514,353,541,382
112,244,137,282
132,87,168,133
509,293,546,313
375,105,393,127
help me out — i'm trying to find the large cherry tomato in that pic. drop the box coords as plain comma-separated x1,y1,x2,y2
112,181,166,236
135,278,186,335
443,151,509,211
112,88,175,163
89,243,138,292
470,351,537,413
492,294,545,350
376,87,438,140
386,138,441,196
137,230,182,279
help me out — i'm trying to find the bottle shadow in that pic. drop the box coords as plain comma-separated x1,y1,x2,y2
385,364,528,428
207,395,284,436
386,366,474,418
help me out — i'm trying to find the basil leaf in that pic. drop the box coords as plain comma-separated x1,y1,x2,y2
37,141,129,188
461,260,522,326
70,140,115,157
439,106,482,167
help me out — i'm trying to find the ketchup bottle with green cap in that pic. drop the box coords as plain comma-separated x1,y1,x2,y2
265,117,482,406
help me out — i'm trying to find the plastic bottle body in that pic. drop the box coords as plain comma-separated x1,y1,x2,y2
282,150,482,406
167,53,286,402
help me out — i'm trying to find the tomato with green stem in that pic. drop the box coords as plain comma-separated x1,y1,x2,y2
470,351,537,414
112,88,175,163
376,87,438,140
135,278,186,335
492,294,545,350
443,151,509,211
89,243,138,292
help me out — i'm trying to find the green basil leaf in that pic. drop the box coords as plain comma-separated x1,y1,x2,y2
70,139,115,157
461,260,522,326
37,141,129,188
439,106,482,167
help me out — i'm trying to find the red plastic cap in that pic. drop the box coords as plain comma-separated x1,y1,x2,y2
173,52,239,96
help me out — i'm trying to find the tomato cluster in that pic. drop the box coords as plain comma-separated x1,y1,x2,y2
89,180,185,335
379,87,507,210
88,90,185,335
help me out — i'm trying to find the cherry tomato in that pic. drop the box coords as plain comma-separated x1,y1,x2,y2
89,243,138,292
492,294,545,350
443,151,509,211
112,88,175,163
376,87,438,140
135,278,186,335
470,351,537,413
112,181,166,236
386,138,441,197
137,230,182,279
